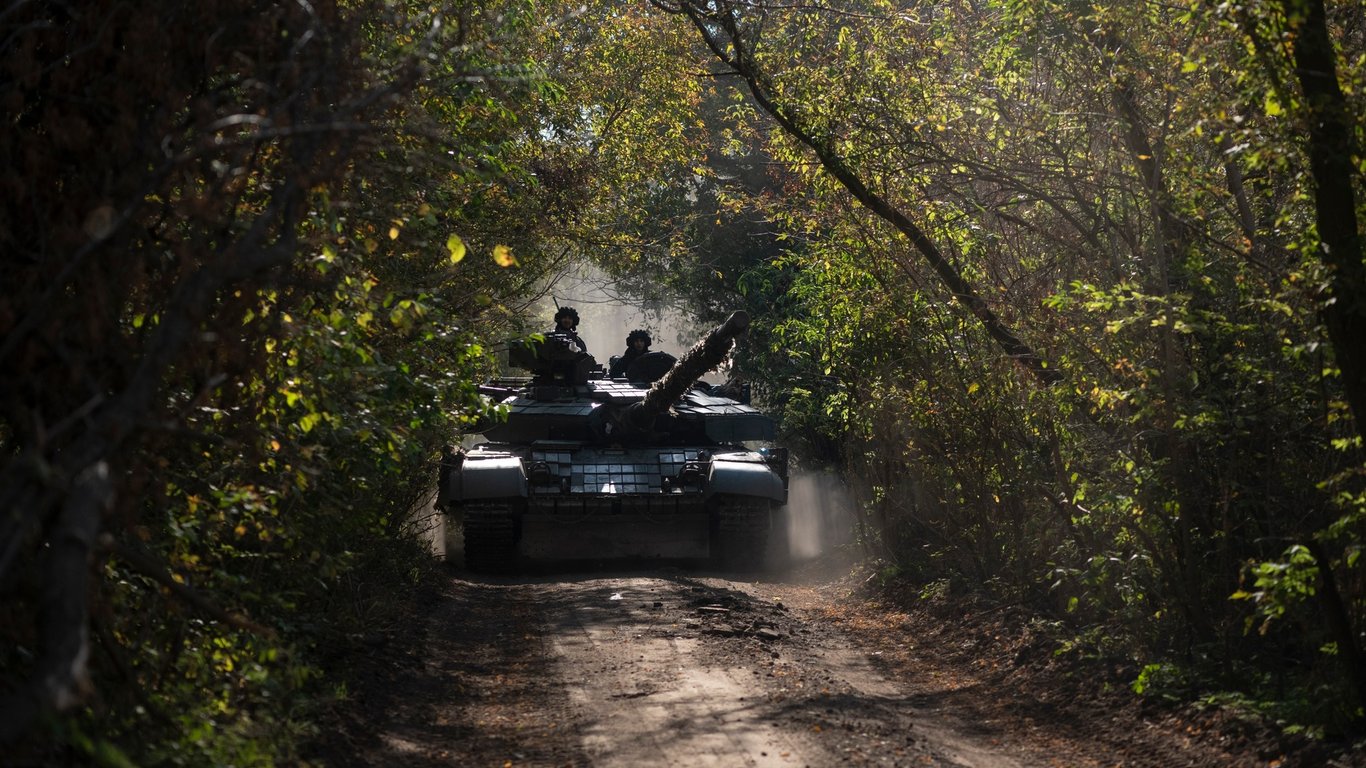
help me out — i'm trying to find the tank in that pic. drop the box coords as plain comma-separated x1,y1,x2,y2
437,311,789,573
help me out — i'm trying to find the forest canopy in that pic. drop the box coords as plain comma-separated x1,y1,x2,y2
1,0,1363,761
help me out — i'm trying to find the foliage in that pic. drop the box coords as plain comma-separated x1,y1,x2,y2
650,0,1366,735
0,0,612,762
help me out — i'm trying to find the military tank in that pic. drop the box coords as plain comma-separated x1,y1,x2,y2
437,311,788,573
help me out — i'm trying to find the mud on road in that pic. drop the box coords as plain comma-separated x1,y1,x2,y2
317,559,1349,768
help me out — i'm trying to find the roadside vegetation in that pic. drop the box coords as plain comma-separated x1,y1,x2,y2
1,0,1362,763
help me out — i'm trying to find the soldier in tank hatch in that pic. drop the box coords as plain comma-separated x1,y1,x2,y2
550,306,587,354
609,329,652,378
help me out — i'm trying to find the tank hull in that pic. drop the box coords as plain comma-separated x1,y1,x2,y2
520,504,713,561
443,442,785,570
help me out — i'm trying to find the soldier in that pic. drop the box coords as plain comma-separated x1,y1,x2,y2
609,329,652,378
550,306,587,354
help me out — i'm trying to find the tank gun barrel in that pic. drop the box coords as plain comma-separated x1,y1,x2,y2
626,311,750,428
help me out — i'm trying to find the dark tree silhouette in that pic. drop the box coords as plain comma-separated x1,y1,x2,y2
0,0,411,742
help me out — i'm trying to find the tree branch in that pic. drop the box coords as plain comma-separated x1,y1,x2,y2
661,0,1062,384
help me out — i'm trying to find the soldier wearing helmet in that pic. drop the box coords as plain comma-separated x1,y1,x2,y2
609,328,652,378
550,306,587,353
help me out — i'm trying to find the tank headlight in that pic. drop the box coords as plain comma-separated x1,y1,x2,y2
677,459,708,486
527,460,555,485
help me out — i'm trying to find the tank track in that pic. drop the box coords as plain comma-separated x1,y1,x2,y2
461,501,519,573
711,496,771,571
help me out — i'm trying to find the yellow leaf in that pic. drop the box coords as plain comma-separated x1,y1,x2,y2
1265,92,1283,116
364,238,378,253
447,234,467,264
492,244,518,267
388,226,400,240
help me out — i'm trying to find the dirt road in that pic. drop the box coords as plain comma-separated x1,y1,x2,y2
337,571,1025,767
320,558,1331,768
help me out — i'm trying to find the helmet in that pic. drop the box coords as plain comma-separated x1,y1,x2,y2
626,329,652,347
554,306,580,328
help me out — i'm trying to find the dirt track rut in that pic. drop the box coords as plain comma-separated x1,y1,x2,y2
336,570,1032,767
550,575,1033,767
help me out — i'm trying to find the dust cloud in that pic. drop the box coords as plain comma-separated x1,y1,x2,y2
783,471,857,561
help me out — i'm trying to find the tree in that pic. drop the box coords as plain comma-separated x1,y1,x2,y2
1278,0,1366,437
0,0,382,739
0,0,571,757
647,0,1365,729
653,0,1062,385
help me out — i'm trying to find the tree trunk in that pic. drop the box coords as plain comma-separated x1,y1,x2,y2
1285,0,1366,440
1305,539,1366,714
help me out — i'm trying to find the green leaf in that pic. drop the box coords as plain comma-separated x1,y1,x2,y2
298,412,322,434
446,234,467,264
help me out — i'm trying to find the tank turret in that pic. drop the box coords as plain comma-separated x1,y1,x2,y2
601,311,751,440
439,310,788,573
